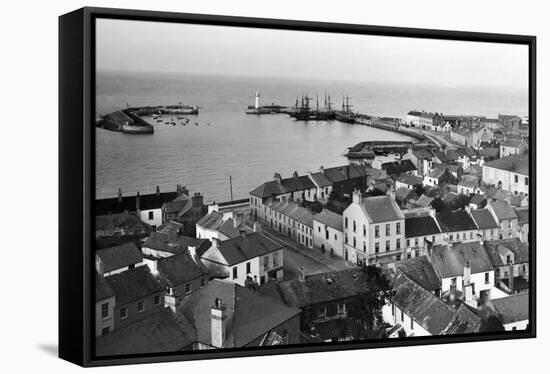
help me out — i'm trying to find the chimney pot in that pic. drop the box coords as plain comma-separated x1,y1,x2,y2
156,185,160,196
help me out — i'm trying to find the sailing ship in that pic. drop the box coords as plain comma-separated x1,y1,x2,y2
334,94,356,123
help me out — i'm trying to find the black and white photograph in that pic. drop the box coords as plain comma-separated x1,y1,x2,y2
91,15,532,358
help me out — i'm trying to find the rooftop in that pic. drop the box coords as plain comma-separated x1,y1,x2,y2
405,216,441,238
157,253,208,287
491,292,529,324
470,209,498,230
104,266,165,305
436,210,478,232
202,232,283,266
96,242,143,273
250,172,316,199
180,279,300,348
96,191,179,215
483,154,529,175
484,238,529,267
313,209,343,231
360,195,404,223
430,242,494,278
143,232,211,256
396,256,441,292
267,200,315,227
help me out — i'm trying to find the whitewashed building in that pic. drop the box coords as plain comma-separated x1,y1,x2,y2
313,209,345,260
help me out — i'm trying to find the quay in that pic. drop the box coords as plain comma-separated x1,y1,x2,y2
245,90,287,115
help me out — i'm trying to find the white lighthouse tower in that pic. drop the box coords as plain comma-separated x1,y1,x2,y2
254,90,260,110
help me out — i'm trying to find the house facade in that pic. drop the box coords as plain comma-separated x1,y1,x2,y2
313,209,345,260
482,154,529,196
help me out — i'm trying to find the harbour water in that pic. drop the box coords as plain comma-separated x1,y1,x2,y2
96,71,528,202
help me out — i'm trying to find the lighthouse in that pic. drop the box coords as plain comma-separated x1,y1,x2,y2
254,90,260,110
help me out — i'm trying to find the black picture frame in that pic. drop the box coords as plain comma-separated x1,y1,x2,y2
59,6,536,367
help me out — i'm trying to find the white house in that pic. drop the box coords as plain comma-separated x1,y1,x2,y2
313,209,345,260
196,210,250,241
95,242,145,277
482,154,529,196
200,231,283,287
343,192,405,265
491,293,529,331
264,199,314,248
486,199,519,240
500,139,527,157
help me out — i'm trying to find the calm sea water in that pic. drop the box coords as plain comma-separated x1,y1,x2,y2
96,71,528,202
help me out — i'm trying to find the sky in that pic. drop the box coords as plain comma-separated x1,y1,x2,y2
96,18,528,89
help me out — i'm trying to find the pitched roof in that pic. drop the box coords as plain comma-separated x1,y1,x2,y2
266,200,315,227
250,174,316,198
405,216,441,238
163,196,192,215
470,194,486,206
196,210,250,239
203,232,283,266
180,279,300,348
105,266,165,305
396,256,441,292
489,200,518,221
257,268,369,308
484,238,529,267
458,175,479,189
501,139,526,148
360,195,404,223
436,210,477,232
470,209,498,229
491,292,529,324
395,187,419,203
96,192,179,215
309,172,333,187
483,154,529,175
322,164,367,183
313,209,343,231
415,194,434,208
381,160,417,175
445,303,483,335
96,273,115,302
96,242,143,273
395,174,423,187
391,271,456,335
143,232,210,256
95,309,195,356
95,212,152,234
430,242,494,278
514,207,529,224
157,253,208,287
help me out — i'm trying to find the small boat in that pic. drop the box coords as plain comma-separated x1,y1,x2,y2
195,122,199,126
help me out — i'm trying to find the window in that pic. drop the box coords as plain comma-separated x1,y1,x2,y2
410,317,414,330
363,225,367,236
514,175,518,183
154,295,161,305
334,233,337,240
353,220,356,233
246,262,251,274
325,230,329,240
101,303,109,319
363,241,366,252
509,221,513,229
407,239,410,247
407,252,411,259
485,272,490,284
148,211,154,220
525,177,529,186
396,223,401,235
185,283,192,294
522,264,526,272
345,234,348,244
264,256,269,270
385,224,390,236
318,307,327,319
273,253,279,267
200,278,206,286
401,310,404,322
450,234,453,241
386,240,390,252
396,239,401,249
375,225,380,238
414,237,419,246
506,255,512,264
353,237,356,248
396,254,401,261
375,242,379,253
102,327,110,335
120,307,127,319
137,301,144,312
232,267,238,279
337,304,346,316
345,217,348,229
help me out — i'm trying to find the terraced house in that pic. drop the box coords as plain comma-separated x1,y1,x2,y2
482,154,529,196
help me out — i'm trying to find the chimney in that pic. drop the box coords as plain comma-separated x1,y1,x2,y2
319,166,324,174
449,281,456,303
147,259,158,275
177,184,182,196
346,165,350,180
136,192,141,215
192,192,203,207
165,288,180,312
352,189,363,204
253,221,262,233
211,298,227,348
274,173,282,183
233,214,242,229
463,260,471,286
156,185,160,196
239,229,247,239
222,211,234,221
95,254,104,276
117,188,123,203
508,262,514,293
182,186,189,196
293,171,299,179
298,266,306,282
464,284,476,308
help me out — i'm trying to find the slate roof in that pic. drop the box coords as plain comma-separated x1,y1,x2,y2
489,200,518,221
95,309,195,356
391,271,457,335
396,256,441,292
491,292,529,324
322,164,367,183
203,232,283,266
157,253,208,287
163,197,192,215
395,187,418,204
250,174,316,198
430,242,494,278
95,212,152,234
180,279,300,348
514,207,529,224
309,172,333,187
412,148,434,160
484,238,529,267
405,216,441,238
313,209,343,231
266,199,315,227
415,194,434,208
483,154,529,175
395,174,423,187
458,175,479,189
156,220,184,236
436,211,477,232
143,232,210,256
96,242,143,273
105,266,166,305
257,268,369,308
445,303,483,335
470,209,498,229
361,195,404,223
470,194,486,207
96,273,115,302
381,160,417,175
501,139,526,148
96,192,179,215
196,210,250,239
